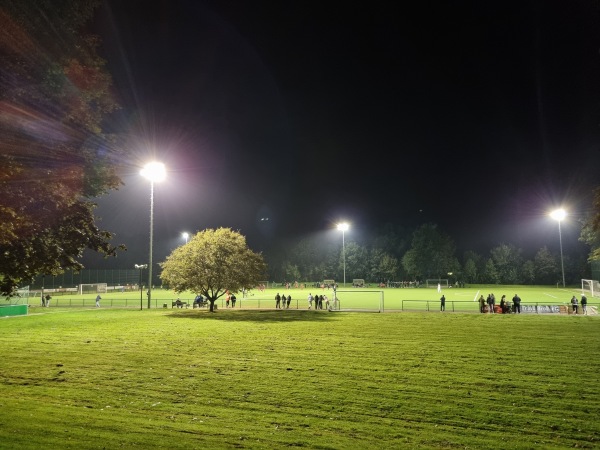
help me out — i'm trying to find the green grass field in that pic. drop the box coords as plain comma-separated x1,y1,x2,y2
11,284,598,314
1,294,599,449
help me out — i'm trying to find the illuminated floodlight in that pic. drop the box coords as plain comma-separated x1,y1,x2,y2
550,208,567,288
182,232,189,244
141,161,166,309
337,222,350,287
140,162,166,182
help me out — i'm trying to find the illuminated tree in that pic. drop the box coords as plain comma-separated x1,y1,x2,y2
0,1,122,294
160,228,267,312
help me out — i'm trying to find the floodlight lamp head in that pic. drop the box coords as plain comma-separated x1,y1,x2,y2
337,222,349,232
135,264,148,269
550,209,567,222
140,162,166,182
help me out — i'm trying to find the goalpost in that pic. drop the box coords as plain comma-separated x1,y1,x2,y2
582,279,600,298
79,283,108,295
426,279,449,288
352,279,365,287
330,290,384,312
12,285,30,305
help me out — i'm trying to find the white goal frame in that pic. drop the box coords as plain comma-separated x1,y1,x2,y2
79,283,108,295
582,279,600,298
352,279,365,287
426,279,449,288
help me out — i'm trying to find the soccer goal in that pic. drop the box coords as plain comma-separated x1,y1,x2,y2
582,279,600,298
11,285,30,305
330,290,384,312
79,283,108,295
352,279,365,287
426,279,449,288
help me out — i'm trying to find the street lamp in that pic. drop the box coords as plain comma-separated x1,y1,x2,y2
141,161,166,309
134,264,148,310
337,222,349,287
182,232,189,244
550,208,567,288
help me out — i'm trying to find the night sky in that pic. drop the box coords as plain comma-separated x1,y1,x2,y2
84,0,600,268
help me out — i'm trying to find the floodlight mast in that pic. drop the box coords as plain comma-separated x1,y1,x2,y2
141,162,166,309
337,222,350,287
182,232,189,244
134,264,148,310
550,208,567,288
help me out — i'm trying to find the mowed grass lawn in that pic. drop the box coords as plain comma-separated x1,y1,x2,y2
1,304,599,449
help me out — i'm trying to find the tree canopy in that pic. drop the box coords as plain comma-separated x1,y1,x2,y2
0,0,122,294
580,186,600,262
160,228,267,312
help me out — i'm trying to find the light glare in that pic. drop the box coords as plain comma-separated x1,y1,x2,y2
550,209,567,222
140,162,166,182
337,222,349,232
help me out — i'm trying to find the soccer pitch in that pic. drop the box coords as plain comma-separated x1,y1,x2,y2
1,306,598,448
21,284,594,313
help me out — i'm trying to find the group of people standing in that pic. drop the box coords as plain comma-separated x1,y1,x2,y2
275,292,292,308
307,293,329,309
477,293,522,314
570,295,588,314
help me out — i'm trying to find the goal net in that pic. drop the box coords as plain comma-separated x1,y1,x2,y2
352,279,365,287
330,290,384,312
79,283,108,295
426,279,449,288
10,285,30,305
582,279,600,298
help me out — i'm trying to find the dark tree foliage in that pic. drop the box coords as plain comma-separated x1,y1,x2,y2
579,186,600,262
0,0,123,295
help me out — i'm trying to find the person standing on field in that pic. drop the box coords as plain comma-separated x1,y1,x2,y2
440,294,445,312
307,293,313,309
581,294,588,315
571,296,579,314
479,295,485,313
95,294,101,307
512,294,521,314
286,294,291,309
275,293,281,309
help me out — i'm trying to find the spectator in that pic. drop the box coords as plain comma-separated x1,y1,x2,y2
500,295,507,314
512,294,521,314
440,294,445,312
45,294,51,307
581,294,588,315
486,294,494,314
95,294,101,308
231,294,237,308
307,293,313,309
275,293,281,309
286,294,291,309
571,296,579,314
479,295,486,313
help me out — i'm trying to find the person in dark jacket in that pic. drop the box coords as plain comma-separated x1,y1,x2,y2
512,294,521,314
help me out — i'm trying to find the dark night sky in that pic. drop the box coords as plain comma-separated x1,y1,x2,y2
84,0,600,268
